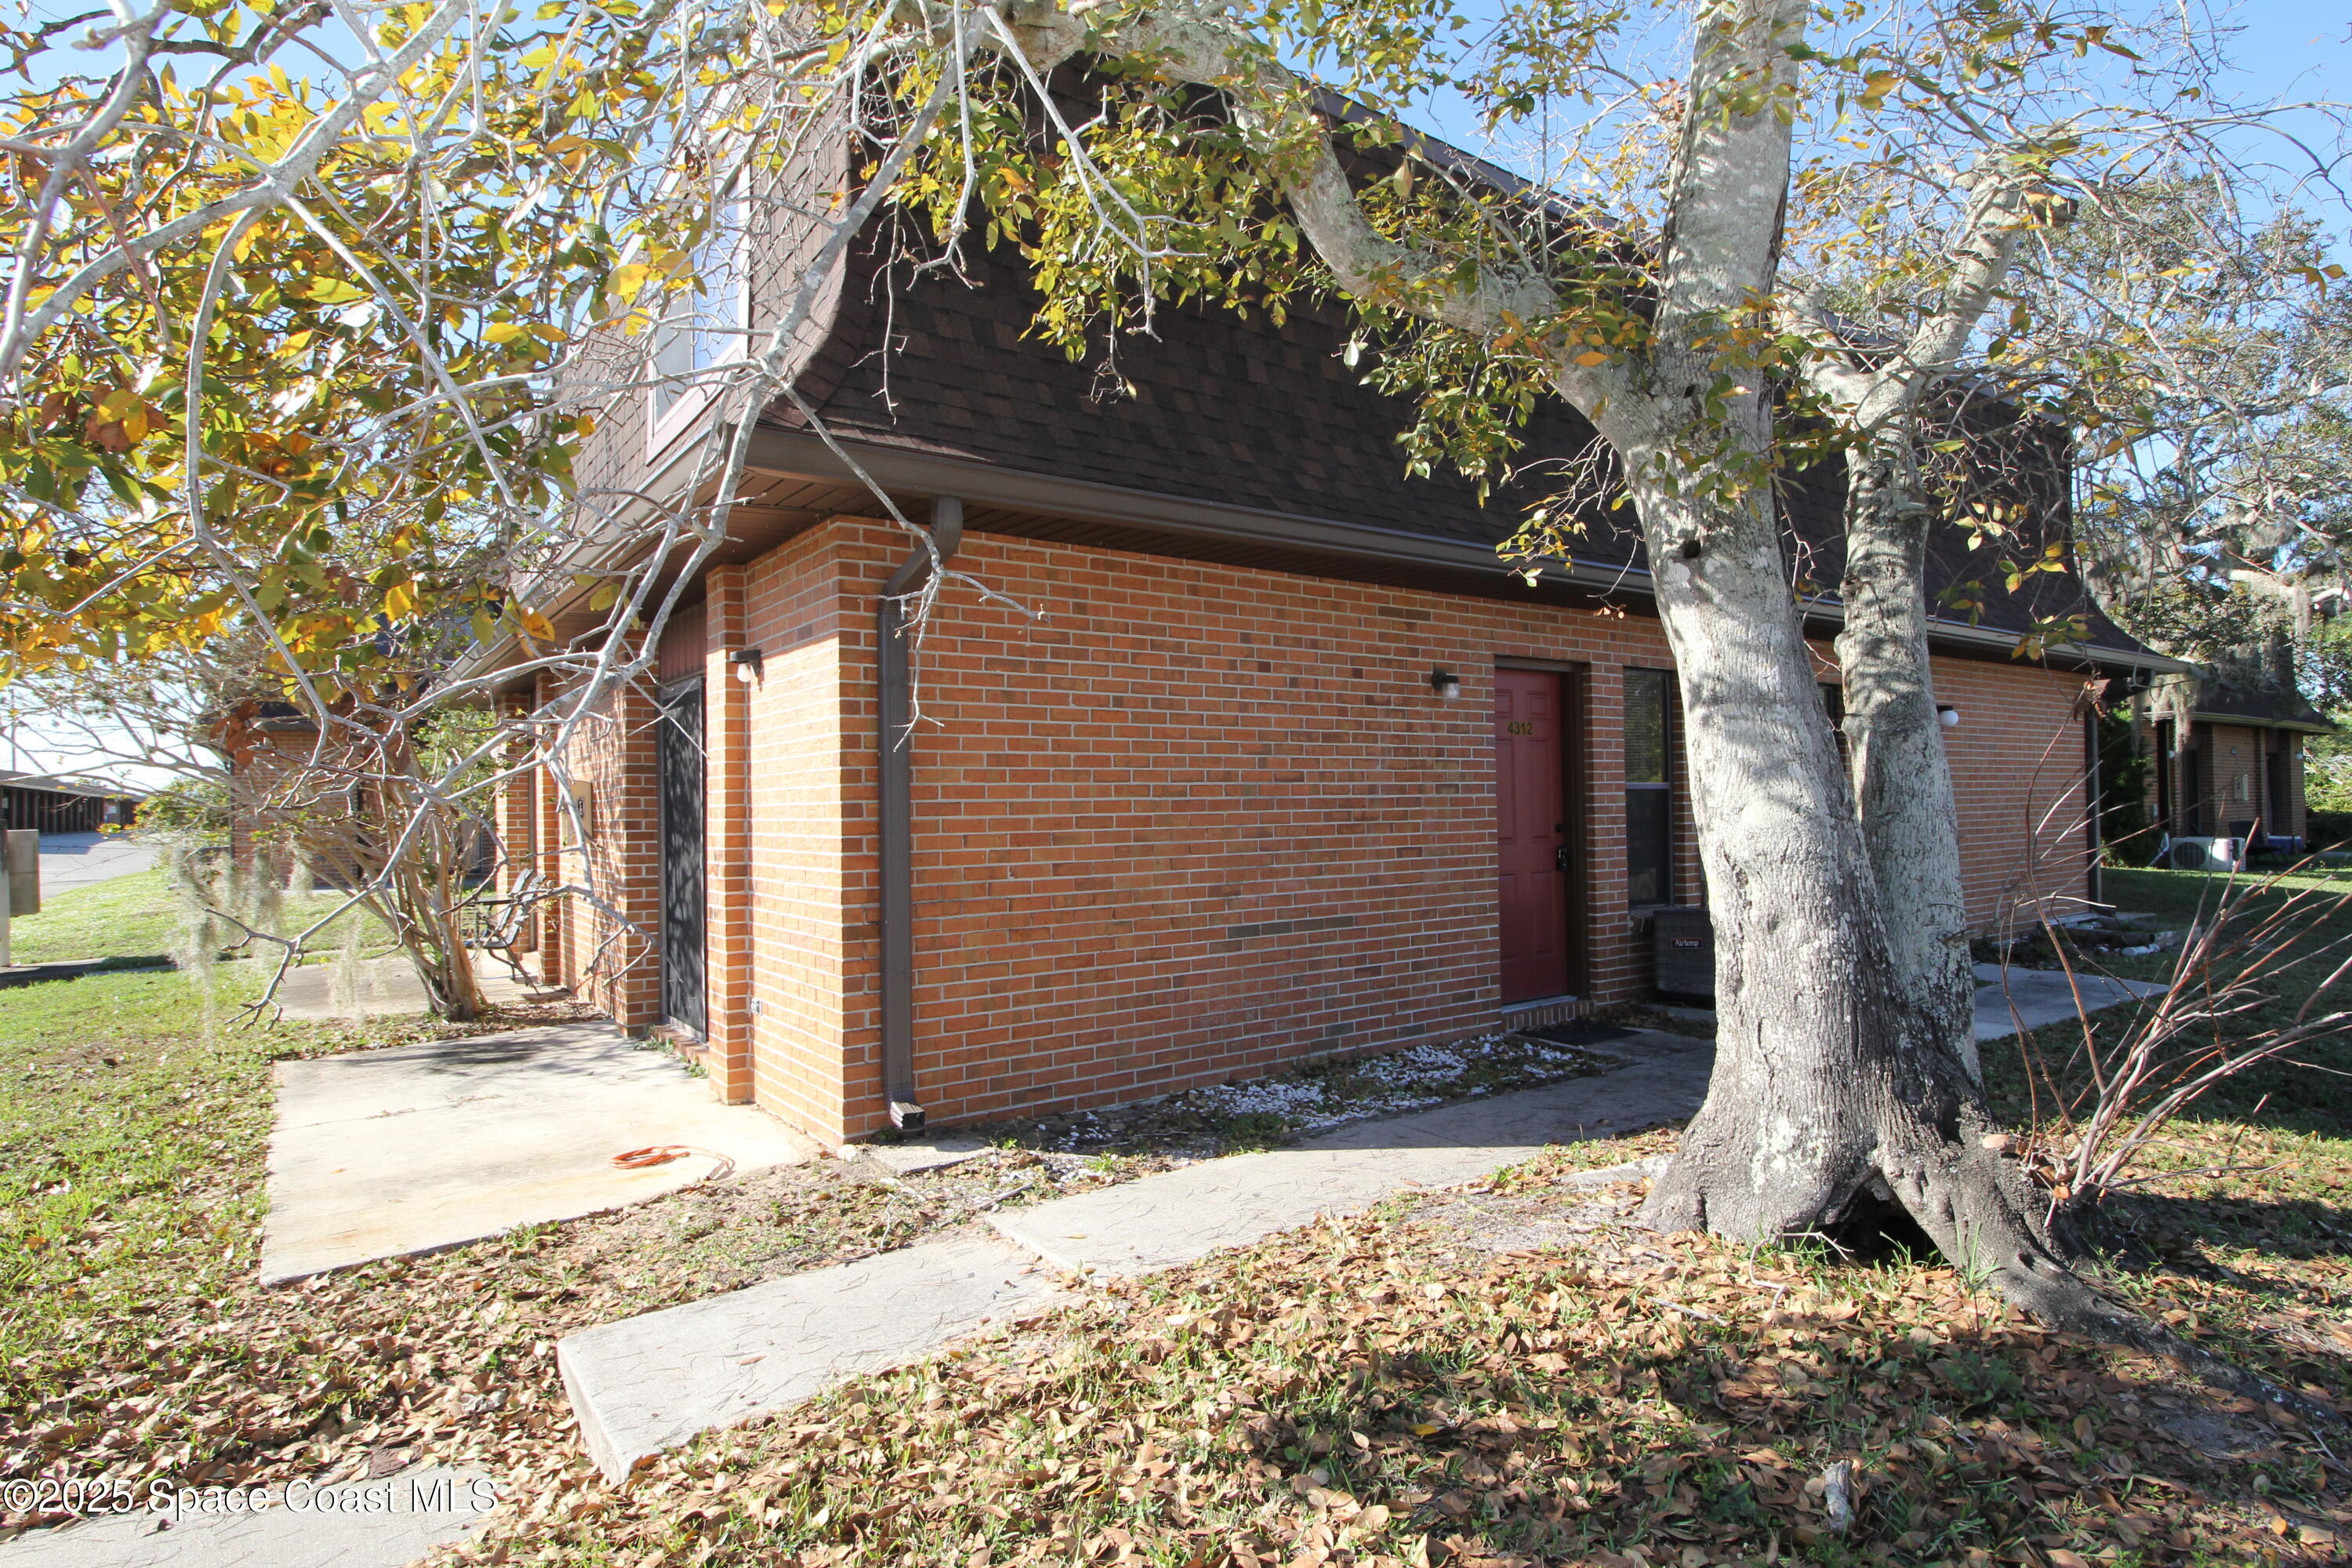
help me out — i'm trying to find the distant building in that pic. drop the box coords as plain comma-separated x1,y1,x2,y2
2140,662,2330,856
0,771,143,833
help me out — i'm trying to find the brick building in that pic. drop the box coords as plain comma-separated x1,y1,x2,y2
0,771,140,833
2140,666,2328,860
477,229,2181,1147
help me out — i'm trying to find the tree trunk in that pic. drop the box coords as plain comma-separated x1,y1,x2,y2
1622,434,1936,1236
993,3,2338,1417
1835,432,1980,1079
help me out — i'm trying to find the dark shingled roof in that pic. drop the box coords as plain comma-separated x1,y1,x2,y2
771,226,2148,659
2194,669,2332,730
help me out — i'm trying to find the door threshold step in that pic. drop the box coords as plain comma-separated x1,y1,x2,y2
1499,994,1585,1029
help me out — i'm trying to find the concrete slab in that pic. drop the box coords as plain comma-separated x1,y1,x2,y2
555,1036,1707,1481
848,1135,992,1176
0,1466,495,1568
271,955,537,1022
31,830,160,895
1606,972,2166,1044
988,1029,1714,1279
261,1024,819,1283
1972,964,2171,1041
558,1234,1063,1480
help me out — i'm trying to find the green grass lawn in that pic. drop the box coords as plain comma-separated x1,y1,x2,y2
1980,864,2352,1134
0,967,281,1379
2,871,435,1404
6,868,184,964
7,866,394,967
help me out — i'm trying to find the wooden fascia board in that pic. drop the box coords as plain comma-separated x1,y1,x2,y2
744,426,2188,677
2189,710,2335,735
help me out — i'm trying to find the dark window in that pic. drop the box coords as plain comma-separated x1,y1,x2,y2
2154,719,2175,834
1626,668,1673,906
1819,682,1852,770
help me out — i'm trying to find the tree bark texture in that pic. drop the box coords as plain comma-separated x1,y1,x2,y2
993,7,2349,1408
1835,432,1980,1079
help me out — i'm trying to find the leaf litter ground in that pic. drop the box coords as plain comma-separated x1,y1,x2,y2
1,967,1613,1541
446,1135,2352,1568
6,954,2352,1565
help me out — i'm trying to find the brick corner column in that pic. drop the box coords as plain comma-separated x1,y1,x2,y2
702,565,755,1103
606,678,662,1028
534,670,571,989
493,687,538,956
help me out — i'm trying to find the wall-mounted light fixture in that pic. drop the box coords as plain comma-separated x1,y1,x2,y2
1428,667,1462,700
1936,704,1961,728
729,647,765,684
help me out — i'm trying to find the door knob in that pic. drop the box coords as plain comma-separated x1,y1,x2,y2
1555,845,1572,871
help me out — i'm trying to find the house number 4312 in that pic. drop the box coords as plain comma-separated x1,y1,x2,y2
1505,720,1537,735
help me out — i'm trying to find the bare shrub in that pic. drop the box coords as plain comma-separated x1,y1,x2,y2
2007,867,2352,1225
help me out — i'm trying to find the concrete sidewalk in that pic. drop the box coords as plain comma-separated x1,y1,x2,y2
557,1029,1712,1480
1972,962,2170,1040
989,1030,1711,1278
262,1023,820,1283
31,830,159,894
0,1466,495,1568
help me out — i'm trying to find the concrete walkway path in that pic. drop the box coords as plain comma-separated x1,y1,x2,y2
1973,962,2170,1041
0,1465,495,1568
271,954,539,1022
31,830,159,894
561,1236,1067,1479
262,1023,819,1283
557,1029,1713,1480
990,1030,1712,1278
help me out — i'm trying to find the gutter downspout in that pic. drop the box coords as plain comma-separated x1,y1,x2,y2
877,495,962,1131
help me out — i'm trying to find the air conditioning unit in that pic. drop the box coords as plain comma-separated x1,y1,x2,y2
2167,836,2242,872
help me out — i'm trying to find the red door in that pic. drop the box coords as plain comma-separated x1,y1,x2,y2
1496,669,1573,1003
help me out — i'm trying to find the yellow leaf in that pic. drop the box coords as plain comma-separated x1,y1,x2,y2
575,413,597,437
485,321,527,344
1574,350,1610,366
612,263,652,298
384,581,417,619
517,606,554,641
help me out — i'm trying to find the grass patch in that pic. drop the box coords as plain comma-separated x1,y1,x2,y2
5,866,394,967
0,967,482,1411
6,868,183,964
1981,866,2352,1136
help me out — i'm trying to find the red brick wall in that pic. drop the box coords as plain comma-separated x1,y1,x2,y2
554,676,662,1025
533,672,569,983
2206,723,2263,829
1927,659,2099,923
737,525,865,1135
706,521,2095,1138
702,567,756,1102
541,517,2098,1142
493,688,538,953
